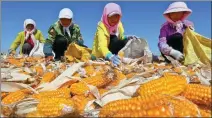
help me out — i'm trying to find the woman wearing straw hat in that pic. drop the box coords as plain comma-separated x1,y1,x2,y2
43,8,86,61
158,2,194,62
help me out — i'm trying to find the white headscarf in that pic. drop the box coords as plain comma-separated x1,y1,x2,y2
58,8,73,37
24,19,36,41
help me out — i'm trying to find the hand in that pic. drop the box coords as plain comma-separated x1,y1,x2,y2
106,53,121,67
188,25,195,31
170,49,184,61
127,35,138,40
9,50,16,55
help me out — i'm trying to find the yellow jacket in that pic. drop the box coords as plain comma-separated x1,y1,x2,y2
91,21,126,58
10,30,45,54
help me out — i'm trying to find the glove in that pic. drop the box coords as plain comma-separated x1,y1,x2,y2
169,49,184,61
106,53,121,67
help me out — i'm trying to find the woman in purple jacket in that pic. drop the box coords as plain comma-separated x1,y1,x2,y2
158,2,194,62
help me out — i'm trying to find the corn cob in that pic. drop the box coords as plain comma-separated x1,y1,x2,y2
1,92,9,99
39,72,56,84
182,84,211,107
70,71,113,96
81,72,113,88
198,105,211,117
31,88,71,100
2,90,28,105
34,66,44,76
36,97,76,117
26,111,43,117
84,65,95,76
98,89,108,96
173,67,182,74
72,95,95,114
7,59,23,67
199,109,211,117
168,97,201,117
137,73,187,96
164,73,187,95
70,82,90,96
99,94,172,117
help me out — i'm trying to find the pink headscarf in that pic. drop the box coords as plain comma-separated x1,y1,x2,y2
101,3,122,35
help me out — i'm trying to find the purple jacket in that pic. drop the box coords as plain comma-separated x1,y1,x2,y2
158,20,194,55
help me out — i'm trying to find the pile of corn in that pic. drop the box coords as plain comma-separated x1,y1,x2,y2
1,55,211,117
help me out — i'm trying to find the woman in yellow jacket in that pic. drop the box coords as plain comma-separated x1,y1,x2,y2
92,3,133,66
9,19,45,55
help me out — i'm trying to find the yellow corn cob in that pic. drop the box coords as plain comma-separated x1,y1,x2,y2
168,97,201,117
182,84,211,107
164,73,187,95
1,92,9,99
198,105,211,117
39,72,56,84
31,88,71,100
34,66,44,76
36,97,76,117
70,82,90,96
107,69,126,87
2,90,28,105
112,105,172,117
84,65,95,76
98,89,108,96
72,95,95,114
173,67,182,74
199,109,211,117
81,73,112,88
99,94,172,117
26,111,43,117
137,73,187,96
7,58,23,67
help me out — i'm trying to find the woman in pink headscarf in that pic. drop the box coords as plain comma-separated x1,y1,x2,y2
91,3,133,66
158,2,195,62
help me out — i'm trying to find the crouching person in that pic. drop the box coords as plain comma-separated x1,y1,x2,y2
9,19,45,56
44,8,86,61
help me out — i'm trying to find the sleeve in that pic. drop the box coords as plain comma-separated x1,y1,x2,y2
184,20,195,31
9,33,22,51
96,28,111,58
43,26,56,57
38,31,46,43
119,22,127,40
158,27,172,55
75,25,84,46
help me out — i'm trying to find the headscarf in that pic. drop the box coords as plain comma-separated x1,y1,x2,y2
23,19,37,48
101,3,122,35
59,8,73,37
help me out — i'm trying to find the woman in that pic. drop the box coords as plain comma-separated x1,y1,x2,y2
91,3,132,66
44,8,86,60
158,2,194,62
9,19,45,56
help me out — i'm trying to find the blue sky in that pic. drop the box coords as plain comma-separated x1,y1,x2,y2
1,1,211,54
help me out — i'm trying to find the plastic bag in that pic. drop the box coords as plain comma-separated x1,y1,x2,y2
183,28,212,65
29,41,45,57
119,37,153,63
